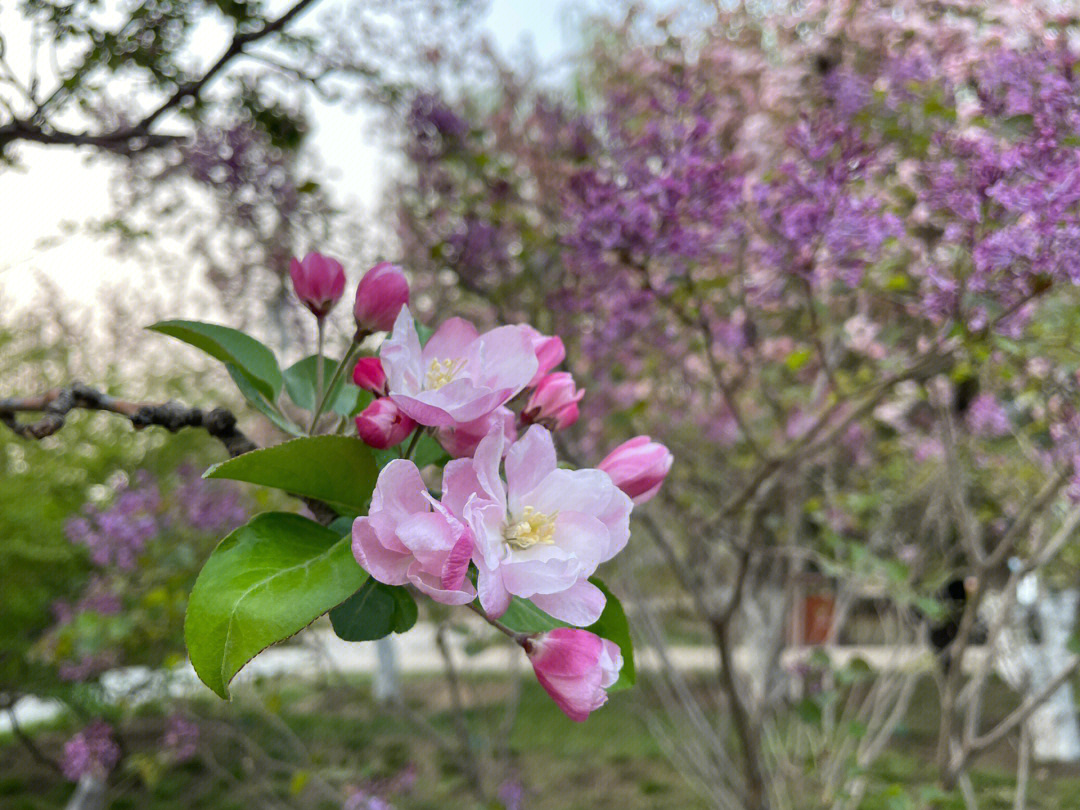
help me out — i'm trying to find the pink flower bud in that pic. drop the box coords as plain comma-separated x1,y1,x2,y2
597,435,673,504
523,372,584,430
289,252,346,319
522,326,566,386
355,397,416,449
526,628,622,722
354,262,410,334
352,357,388,396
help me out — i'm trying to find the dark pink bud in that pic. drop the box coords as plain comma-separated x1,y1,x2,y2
526,628,622,722
354,262,410,334
352,357,388,396
523,372,584,430
355,397,417,449
597,436,673,504
289,252,346,318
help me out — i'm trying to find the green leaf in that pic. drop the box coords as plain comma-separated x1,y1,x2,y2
184,512,365,698
500,597,566,635
227,365,303,437
148,320,283,401
498,577,636,691
328,580,418,641
588,578,635,691
283,355,361,416
205,435,378,515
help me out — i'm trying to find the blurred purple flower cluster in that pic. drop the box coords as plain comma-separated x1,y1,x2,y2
343,764,416,810
175,464,249,533
62,720,120,782
65,473,160,569
162,713,200,764
47,463,249,682
183,124,300,224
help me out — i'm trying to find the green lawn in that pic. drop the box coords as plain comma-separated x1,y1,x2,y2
4,673,1080,809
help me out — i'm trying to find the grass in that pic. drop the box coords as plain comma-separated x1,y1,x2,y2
4,672,1080,809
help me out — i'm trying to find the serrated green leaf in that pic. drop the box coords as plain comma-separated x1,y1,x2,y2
327,580,418,641
184,512,365,698
205,435,377,514
148,320,283,401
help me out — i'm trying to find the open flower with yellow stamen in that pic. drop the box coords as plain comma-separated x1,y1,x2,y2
381,307,538,427
442,425,632,625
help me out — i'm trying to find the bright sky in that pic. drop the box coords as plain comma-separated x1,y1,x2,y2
0,1,598,312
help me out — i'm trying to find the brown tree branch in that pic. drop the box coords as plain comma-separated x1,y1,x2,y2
0,0,320,156
0,383,256,457
1,383,343,525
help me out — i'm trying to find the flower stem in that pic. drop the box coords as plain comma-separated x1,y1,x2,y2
466,601,529,647
310,340,359,430
309,318,326,434
403,426,424,460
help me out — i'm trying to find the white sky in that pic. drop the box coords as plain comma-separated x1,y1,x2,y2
0,1,595,311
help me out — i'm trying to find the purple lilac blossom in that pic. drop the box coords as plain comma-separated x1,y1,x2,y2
62,721,120,782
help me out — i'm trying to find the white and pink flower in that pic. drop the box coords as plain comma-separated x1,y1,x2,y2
352,460,475,605
522,326,566,387
442,425,631,625
435,406,517,459
381,307,538,428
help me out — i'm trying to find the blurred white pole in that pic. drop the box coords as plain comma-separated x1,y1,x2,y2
373,636,400,703
64,774,105,810
1027,589,1080,762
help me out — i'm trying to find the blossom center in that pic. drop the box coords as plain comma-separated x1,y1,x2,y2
426,357,467,390
503,506,557,551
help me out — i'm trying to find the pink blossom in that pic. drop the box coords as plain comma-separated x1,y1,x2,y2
353,357,388,396
526,628,622,721
442,425,631,625
523,372,584,430
355,398,417,449
289,252,346,318
597,436,673,504
354,262,410,334
522,325,566,386
381,307,538,427
436,406,516,459
352,460,476,605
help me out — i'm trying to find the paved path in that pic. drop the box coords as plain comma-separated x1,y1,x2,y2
2,620,955,734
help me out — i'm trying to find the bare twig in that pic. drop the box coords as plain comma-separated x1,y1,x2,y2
0,383,256,457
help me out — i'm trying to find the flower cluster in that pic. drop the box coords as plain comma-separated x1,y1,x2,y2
162,713,201,764
293,267,673,720
47,468,250,683
62,720,120,782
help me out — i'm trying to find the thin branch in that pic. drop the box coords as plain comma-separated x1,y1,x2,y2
0,0,320,156
135,0,320,133
960,655,1080,763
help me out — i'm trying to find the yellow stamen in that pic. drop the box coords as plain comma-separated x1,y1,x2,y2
504,506,557,551
426,357,467,390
